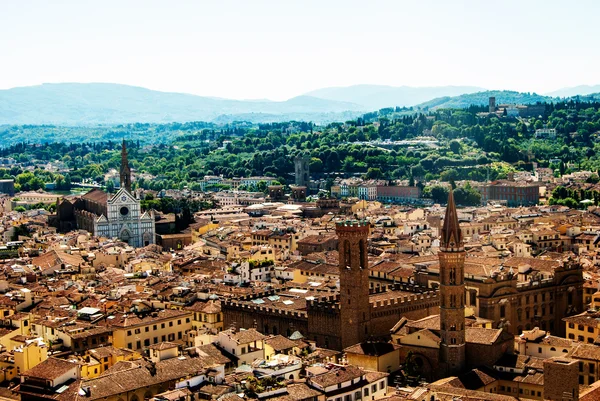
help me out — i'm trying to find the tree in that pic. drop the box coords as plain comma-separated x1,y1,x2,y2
309,157,323,173
449,140,462,154
365,167,383,180
453,185,481,206
426,185,449,203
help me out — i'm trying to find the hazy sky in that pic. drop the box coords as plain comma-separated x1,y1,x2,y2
1,0,598,100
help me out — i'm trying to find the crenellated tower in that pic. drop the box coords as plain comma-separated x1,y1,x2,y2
336,220,371,349
439,190,466,376
120,139,132,192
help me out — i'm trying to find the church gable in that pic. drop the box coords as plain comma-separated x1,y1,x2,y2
108,188,137,206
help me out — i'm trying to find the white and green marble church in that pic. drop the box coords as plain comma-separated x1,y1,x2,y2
72,141,155,247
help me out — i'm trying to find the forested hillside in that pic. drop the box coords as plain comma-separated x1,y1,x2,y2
2,100,600,196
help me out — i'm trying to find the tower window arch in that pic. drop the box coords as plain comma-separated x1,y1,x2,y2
359,239,367,269
344,240,351,268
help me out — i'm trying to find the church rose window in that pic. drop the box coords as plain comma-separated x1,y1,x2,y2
120,206,129,216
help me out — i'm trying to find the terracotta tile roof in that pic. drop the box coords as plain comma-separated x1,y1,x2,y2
265,335,297,351
81,189,108,204
450,367,498,390
148,342,178,351
344,341,398,356
569,343,600,361
224,328,265,344
21,357,78,380
81,356,222,400
100,309,191,328
309,365,363,388
465,327,506,345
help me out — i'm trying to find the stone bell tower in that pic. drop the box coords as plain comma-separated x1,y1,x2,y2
336,220,371,349
120,139,132,193
439,190,466,376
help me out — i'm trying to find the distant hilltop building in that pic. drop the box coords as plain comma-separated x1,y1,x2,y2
535,128,557,139
489,96,496,113
483,96,546,118
52,140,155,247
0,179,15,196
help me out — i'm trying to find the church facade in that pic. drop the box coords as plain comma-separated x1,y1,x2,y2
93,187,155,248
54,140,155,248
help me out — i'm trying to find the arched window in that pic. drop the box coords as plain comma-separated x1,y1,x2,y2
359,239,367,269
344,240,351,268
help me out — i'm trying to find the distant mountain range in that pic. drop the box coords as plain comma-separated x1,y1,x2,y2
0,83,363,125
1,82,600,126
304,84,486,111
544,85,600,98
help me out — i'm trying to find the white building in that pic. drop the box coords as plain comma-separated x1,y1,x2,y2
94,188,155,248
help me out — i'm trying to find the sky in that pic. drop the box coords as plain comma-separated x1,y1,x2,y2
1,0,598,100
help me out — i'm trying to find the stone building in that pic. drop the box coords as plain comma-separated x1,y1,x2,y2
414,254,583,337
223,221,439,351
390,192,514,381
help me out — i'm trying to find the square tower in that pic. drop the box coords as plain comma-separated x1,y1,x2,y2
294,155,310,188
336,220,371,349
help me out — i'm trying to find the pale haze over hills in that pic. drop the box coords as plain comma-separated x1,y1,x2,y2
544,85,600,98
0,83,363,125
304,85,486,111
1,82,600,126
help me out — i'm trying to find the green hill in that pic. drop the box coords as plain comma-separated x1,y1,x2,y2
416,90,554,110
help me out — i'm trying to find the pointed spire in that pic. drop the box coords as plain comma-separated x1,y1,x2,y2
441,190,462,249
120,139,132,192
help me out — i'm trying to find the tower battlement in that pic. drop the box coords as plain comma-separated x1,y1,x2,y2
336,220,370,230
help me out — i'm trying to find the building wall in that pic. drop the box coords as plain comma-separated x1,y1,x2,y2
376,186,421,202
111,312,192,351
346,350,400,373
